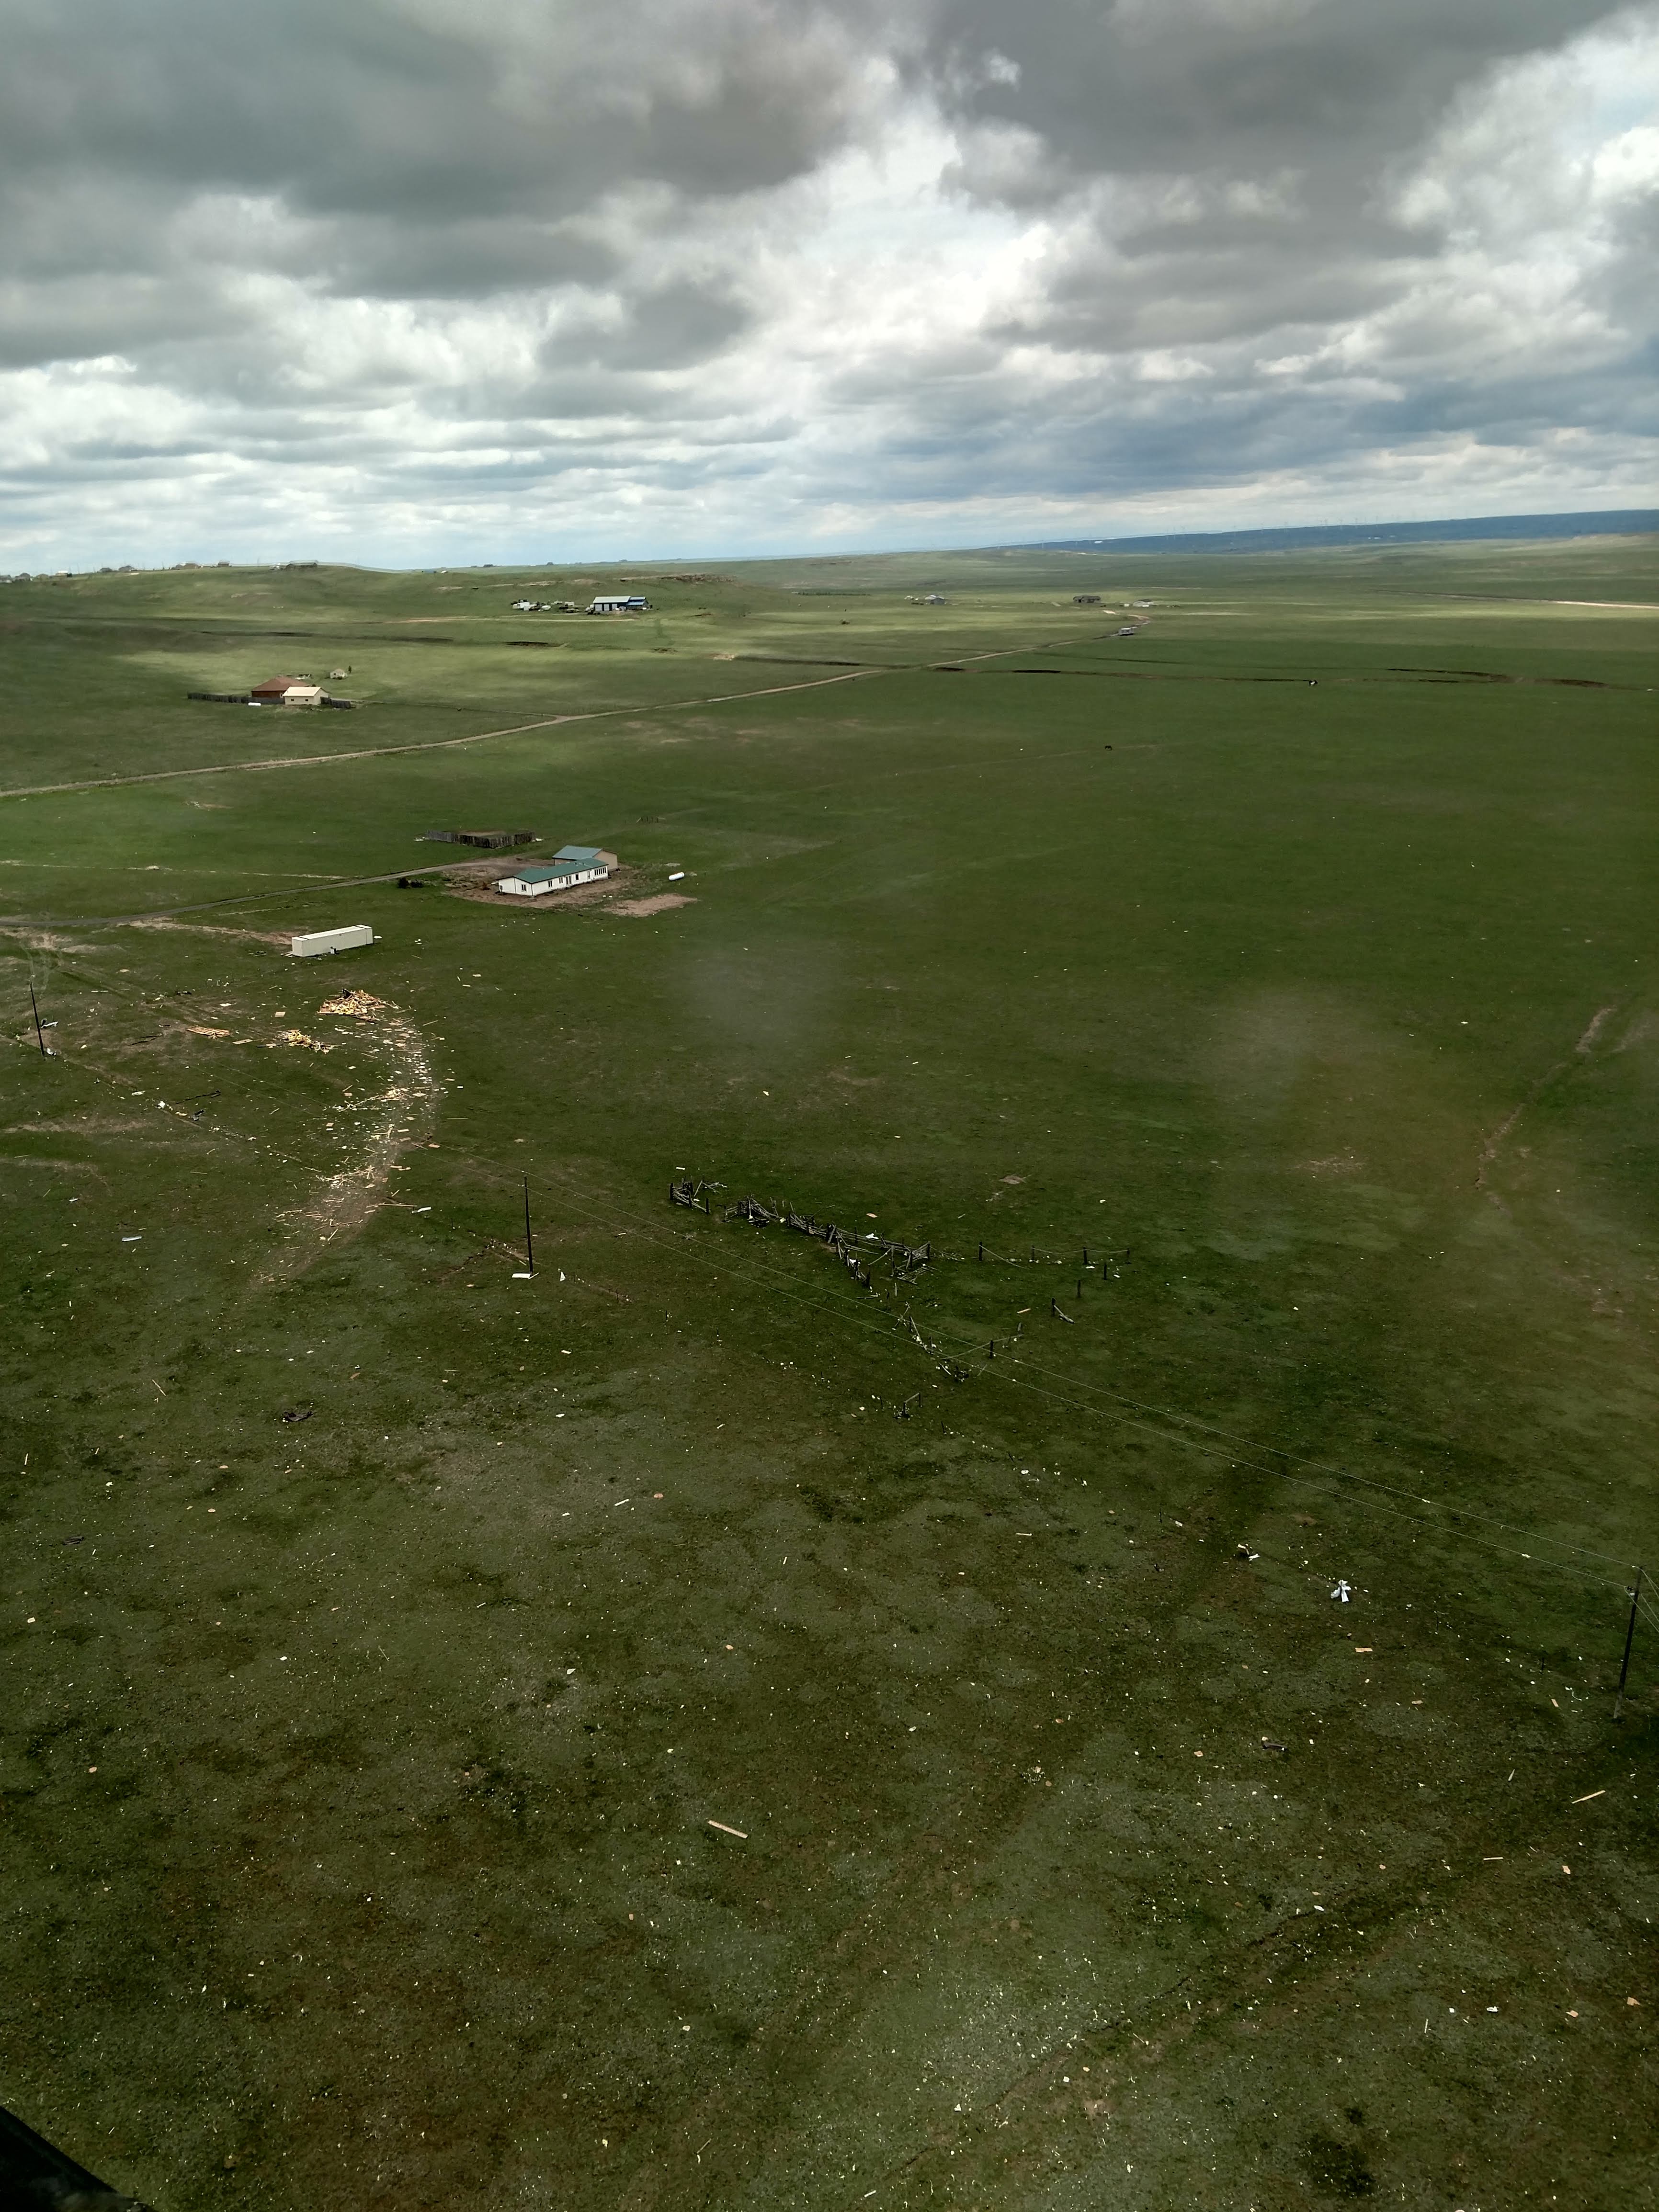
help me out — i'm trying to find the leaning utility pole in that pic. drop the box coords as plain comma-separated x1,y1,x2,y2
1614,1565,1644,1721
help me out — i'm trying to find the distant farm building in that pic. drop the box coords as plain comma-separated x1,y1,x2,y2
555,844,618,871
422,829,536,849
189,674,351,707
498,858,610,898
290,924,375,958
250,676,325,706
1074,593,1102,604
587,594,649,614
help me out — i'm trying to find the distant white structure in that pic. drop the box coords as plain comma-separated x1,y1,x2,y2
587,595,649,614
290,924,375,958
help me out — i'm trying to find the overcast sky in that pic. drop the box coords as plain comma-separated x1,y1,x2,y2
1,0,1655,566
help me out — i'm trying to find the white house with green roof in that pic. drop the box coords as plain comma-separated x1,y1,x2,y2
497,857,608,898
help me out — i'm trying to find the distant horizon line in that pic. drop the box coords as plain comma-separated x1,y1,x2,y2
6,505,1655,577
1003,508,1659,558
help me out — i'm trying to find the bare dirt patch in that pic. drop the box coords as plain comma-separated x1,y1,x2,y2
0,927,106,955
609,894,695,917
260,992,440,1281
1574,1003,1617,1054
123,917,290,946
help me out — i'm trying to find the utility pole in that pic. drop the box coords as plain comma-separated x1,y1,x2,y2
29,985,47,1056
1614,1565,1644,1721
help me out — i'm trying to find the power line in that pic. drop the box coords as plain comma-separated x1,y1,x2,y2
455,1158,1641,1598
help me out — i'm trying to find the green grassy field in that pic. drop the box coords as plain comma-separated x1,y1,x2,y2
2,537,1656,2210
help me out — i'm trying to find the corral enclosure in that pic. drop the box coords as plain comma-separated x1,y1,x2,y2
0,537,1656,2209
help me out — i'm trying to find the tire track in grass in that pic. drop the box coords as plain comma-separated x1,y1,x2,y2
0,668,891,805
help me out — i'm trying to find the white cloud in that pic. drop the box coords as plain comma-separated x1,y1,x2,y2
0,0,1652,565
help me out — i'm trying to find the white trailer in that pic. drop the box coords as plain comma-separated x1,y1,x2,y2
289,924,376,958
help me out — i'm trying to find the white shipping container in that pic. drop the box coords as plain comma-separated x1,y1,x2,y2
289,924,376,958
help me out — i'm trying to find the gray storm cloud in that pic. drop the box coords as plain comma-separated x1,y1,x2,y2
0,0,1652,560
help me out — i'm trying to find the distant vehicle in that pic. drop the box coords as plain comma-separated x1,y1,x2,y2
1116,625,1138,637
587,595,649,614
